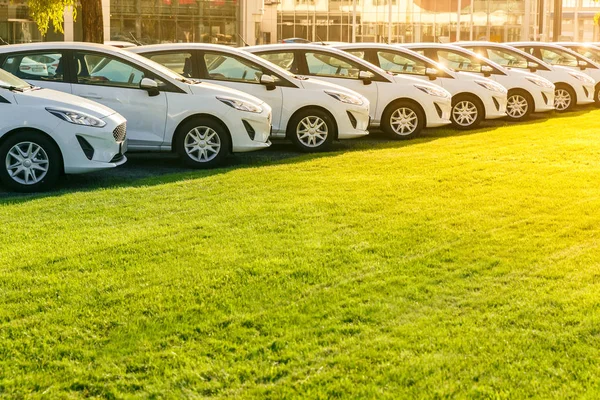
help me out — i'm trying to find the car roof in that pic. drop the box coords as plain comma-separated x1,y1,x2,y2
131,42,243,54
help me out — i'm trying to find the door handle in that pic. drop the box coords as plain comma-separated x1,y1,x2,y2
81,94,102,99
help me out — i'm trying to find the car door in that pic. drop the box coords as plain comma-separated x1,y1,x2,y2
0,50,72,93
70,50,168,148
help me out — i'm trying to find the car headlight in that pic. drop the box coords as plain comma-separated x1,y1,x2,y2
46,108,106,128
475,80,508,93
324,90,364,105
414,84,451,99
569,71,595,85
525,76,554,89
217,96,263,113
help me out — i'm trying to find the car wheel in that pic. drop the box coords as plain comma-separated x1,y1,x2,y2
381,100,424,140
451,95,484,130
594,84,600,106
175,118,230,168
506,90,533,121
554,84,576,112
0,131,61,192
287,108,334,152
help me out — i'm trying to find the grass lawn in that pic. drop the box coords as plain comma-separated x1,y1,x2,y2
1,109,600,398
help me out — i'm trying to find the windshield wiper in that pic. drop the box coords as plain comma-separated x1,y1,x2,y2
0,83,26,92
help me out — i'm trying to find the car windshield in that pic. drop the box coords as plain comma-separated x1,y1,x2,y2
477,48,529,69
240,50,296,78
540,48,579,67
0,68,31,90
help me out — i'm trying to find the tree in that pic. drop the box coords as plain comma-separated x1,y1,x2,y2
27,0,104,43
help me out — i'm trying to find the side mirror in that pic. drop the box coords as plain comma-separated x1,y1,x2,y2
578,60,588,70
260,74,276,91
481,65,493,77
425,67,438,80
527,61,539,72
359,70,374,85
140,77,159,97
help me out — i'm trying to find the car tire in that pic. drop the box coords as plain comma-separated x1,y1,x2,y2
381,100,424,140
554,84,576,112
451,94,484,130
0,131,61,193
287,108,335,152
175,118,231,169
505,89,533,121
594,84,600,107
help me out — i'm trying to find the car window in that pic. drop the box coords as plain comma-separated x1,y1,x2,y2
481,48,528,69
204,52,264,83
304,52,360,79
539,48,578,67
1,52,64,82
259,52,296,72
75,52,146,88
435,50,483,73
147,52,193,77
377,50,427,75
346,50,365,59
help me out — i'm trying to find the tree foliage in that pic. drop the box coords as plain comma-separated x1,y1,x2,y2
27,0,76,36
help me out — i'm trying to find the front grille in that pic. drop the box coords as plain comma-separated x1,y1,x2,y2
113,123,126,142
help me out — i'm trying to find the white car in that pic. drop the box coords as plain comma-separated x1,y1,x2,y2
401,43,555,121
130,43,370,152
507,42,599,107
548,42,600,104
456,42,596,111
244,44,452,140
0,42,272,168
334,43,507,130
0,68,127,192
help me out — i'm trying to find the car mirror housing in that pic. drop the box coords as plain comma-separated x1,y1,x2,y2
481,65,493,77
359,70,374,85
260,74,277,91
527,61,539,72
425,67,438,80
578,60,588,70
140,77,160,97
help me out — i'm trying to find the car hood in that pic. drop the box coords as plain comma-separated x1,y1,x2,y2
13,87,117,119
188,81,265,105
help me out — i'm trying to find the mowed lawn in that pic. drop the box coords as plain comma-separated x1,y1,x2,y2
1,109,600,399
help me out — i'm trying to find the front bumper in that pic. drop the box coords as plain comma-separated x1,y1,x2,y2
481,93,507,119
337,103,370,140
61,113,128,174
424,97,452,128
229,106,272,153
533,88,556,113
574,83,595,105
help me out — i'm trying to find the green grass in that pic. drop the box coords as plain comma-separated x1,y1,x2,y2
2,109,600,398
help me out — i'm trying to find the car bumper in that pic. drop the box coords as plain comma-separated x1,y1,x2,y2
533,88,556,113
482,93,507,119
61,113,129,174
337,104,370,140
574,83,595,105
229,106,272,153
424,98,452,128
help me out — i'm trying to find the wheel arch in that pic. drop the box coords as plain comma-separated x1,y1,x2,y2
172,114,233,153
553,82,577,104
286,105,339,140
0,127,65,173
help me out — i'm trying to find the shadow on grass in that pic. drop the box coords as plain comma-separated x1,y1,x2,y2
0,107,592,204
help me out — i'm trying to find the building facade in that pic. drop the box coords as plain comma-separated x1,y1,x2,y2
0,0,598,46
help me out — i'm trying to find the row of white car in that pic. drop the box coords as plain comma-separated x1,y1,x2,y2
0,40,598,192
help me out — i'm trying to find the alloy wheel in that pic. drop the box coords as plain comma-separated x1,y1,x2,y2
390,107,418,136
555,89,572,111
5,141,49,185
452,101,478,127
296,116,328,148
506,94,528,118
184,126,221,163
